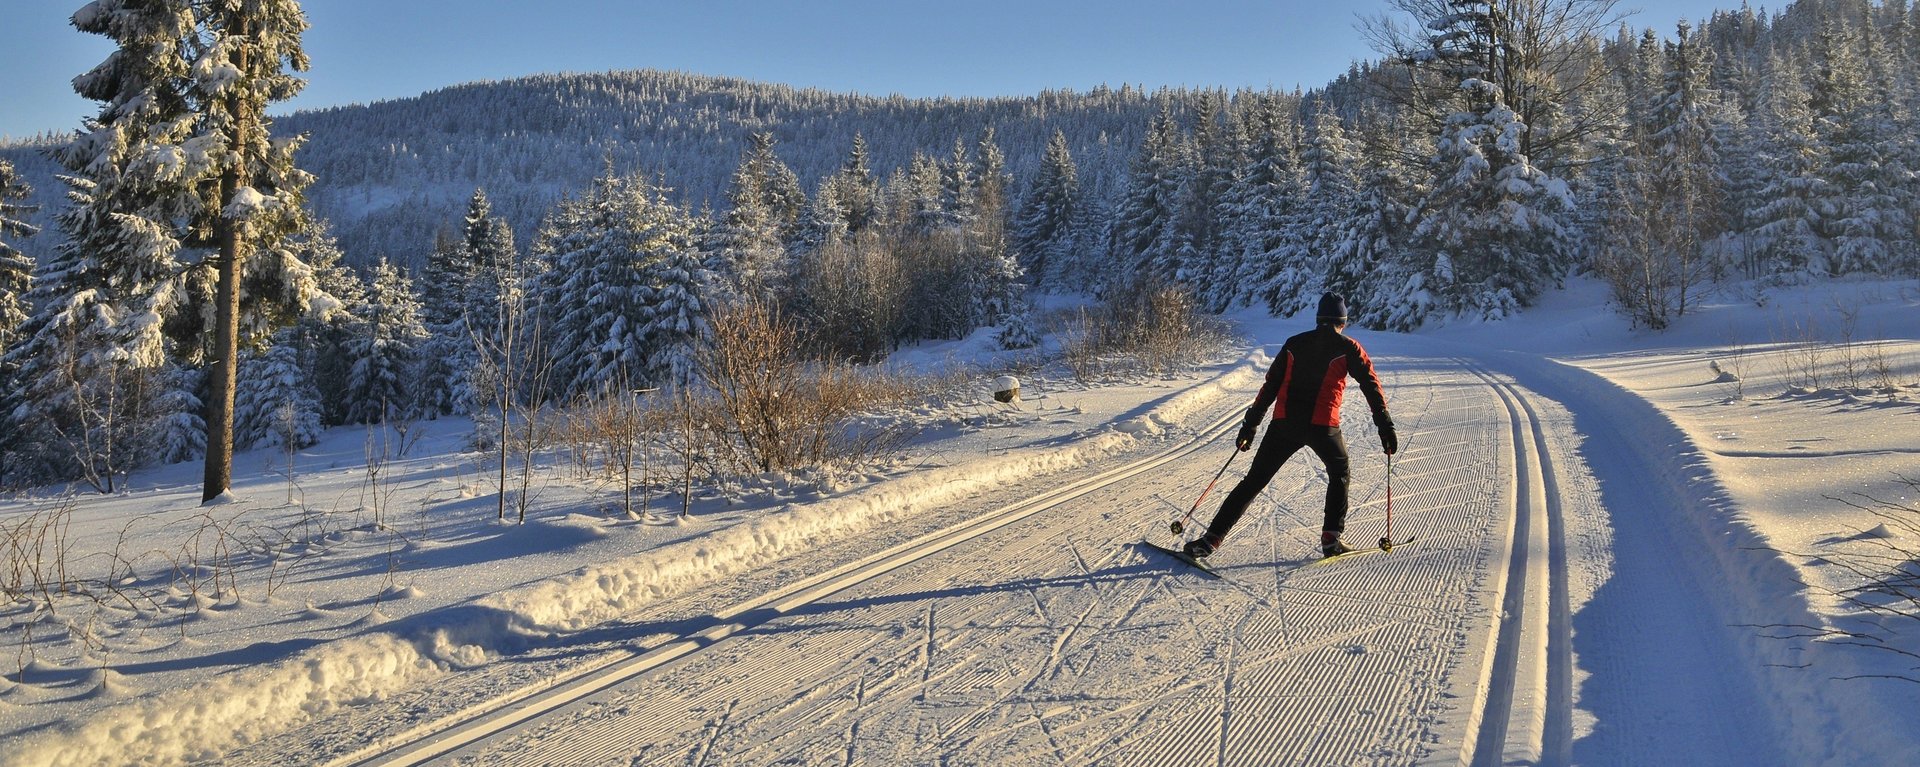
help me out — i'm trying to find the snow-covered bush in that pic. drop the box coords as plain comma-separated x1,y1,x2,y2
996,307,1040,350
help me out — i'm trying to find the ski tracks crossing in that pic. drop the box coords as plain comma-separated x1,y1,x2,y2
234,349,1773,766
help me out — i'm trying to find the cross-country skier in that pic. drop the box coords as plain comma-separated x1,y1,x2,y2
1185,293,1396,560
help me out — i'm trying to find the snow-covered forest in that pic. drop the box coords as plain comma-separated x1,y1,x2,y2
2,0,1918,489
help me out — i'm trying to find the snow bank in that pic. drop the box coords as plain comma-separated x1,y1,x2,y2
3,355,1263,767
7,633,439,767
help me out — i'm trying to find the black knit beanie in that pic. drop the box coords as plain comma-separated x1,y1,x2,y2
1315,293,1348,324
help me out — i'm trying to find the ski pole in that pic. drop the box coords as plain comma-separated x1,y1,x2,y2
1378,454,1396,552
1171,447,1239,537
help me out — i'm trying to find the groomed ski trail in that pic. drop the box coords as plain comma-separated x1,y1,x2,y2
232,347,1808,766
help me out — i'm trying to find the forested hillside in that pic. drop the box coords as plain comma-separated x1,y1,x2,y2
271,71,1185,265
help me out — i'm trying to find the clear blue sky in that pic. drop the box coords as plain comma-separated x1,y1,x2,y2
1,1,1738,141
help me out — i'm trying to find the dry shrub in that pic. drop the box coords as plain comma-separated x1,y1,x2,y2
1054,281,1231,381
698,300,918,474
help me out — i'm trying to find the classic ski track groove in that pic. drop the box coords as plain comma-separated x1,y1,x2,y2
330,398,1250,767
1458,361,1574,767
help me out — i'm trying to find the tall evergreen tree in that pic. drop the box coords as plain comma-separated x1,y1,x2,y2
0,159,35,357
414,230,470,418
344,259,426,425
905,151,949,234
536,170,705,398
839,133,880,235
969,127,1020,328
14,0,324,496
288,228,363,427
187,0,318,501
1330,140,1425,331
739,132,807,247
1296,97,1361,301
1808,17,1906,274
1111,107,1191,284
644,229,711,389
1172,91,1238,296
1748,50,1834,278
942,137,978,228
0,160,38,482
415,189,509,417
233,325,323,450
1013,129,1080,287
1413,79,1577,319
713,137,799,300
1225,98,1308,314
975,126,1011,234
1648,22,1726,296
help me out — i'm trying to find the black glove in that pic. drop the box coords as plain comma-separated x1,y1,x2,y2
1374,413,1398,455
1236,421,1259,451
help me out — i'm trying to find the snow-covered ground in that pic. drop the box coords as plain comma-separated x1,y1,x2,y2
2,278,1917,766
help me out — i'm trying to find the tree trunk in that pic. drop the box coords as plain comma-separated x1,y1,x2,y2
204,20,251,504
204,170,243,503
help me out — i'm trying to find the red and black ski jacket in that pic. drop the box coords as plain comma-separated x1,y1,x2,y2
1246,325,1388,428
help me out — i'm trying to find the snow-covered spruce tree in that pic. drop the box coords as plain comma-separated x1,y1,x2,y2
415,190,512,416
975,127,1011,236
3,166,209,489
1599,21,1726,329
734,131,806,250
1111,107,1192,286
412,230,470,418
233,326,322,450
1225,96,1309,316
1013,129,1080,287
905,151,950,235
184,0,320,501
0,159,36,358
536,170,705,400
1816,18,1915,275
0,160,37,482
1300,98,1360,262
943,137,978,229
711,136,798,301
39,0,322,497
837,133,881,236
968,127,1021,330
800,174,852,250
344,259,426,425
1326,113,1426,331
288,227,364,427
996,302,1041,350
8,0,317,491
645,236,711,389
4,2,194,490
1747,50,1834,279
1412,78,1576,320
1367,0,1625,175
1176,91,1239,302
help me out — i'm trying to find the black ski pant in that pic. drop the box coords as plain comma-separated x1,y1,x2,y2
1204,420,1350,544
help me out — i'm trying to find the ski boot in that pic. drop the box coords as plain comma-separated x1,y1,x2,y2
1184,534,1222,560
1320,531,1354,558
